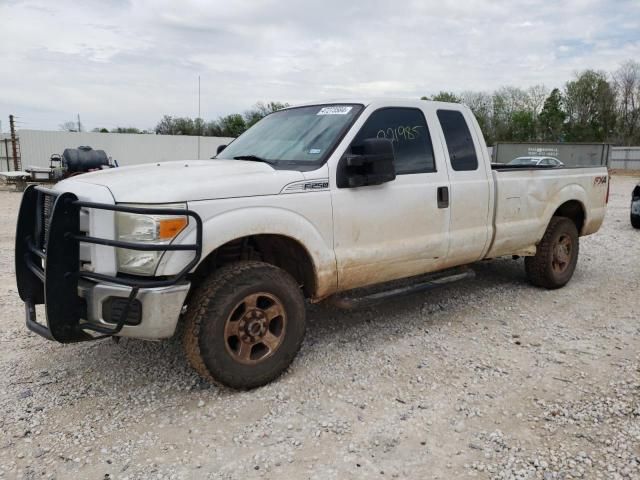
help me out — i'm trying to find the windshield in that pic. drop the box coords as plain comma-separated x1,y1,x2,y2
508,157,538,165
218,104,363,169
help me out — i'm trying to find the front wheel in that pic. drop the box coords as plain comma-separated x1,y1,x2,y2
525,217,579,289
183,261,306,389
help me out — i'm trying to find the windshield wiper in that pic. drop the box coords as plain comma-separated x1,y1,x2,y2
232,155,276,165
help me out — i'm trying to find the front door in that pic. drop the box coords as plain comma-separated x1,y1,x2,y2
331,106,451,291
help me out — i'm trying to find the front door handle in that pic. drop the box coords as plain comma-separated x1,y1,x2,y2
437,186,449,208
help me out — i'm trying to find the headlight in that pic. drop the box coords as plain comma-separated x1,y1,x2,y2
115,205,188,276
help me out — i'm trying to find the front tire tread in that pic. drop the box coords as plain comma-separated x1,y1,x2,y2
183,261,305,389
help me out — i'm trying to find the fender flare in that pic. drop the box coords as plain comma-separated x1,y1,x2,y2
538,183,588,239
157,206,337,298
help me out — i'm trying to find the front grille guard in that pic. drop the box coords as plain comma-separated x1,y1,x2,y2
15,185,203,343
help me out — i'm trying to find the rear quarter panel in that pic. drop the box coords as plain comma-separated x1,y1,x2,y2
487,167,608,258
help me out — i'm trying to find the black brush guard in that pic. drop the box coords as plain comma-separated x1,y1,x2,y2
15,185,202,343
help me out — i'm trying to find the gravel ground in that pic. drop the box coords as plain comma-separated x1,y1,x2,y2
0,175,639,480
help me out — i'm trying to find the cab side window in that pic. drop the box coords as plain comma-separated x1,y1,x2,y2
351,108,436,174
437,109,478,171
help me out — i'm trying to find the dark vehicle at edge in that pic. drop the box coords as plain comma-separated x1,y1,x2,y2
632,183,640,229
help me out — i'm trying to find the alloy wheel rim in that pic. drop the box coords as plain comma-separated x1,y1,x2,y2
551,234,572,274
224,292,287,365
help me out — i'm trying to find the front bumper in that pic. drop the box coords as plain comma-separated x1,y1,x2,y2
78,280,190,339
16,185,202,343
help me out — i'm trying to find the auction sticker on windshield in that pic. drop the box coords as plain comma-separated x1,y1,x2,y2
317,106,353,115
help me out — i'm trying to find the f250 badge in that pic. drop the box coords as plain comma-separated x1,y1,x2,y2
304,182,329,190
282,179,330,194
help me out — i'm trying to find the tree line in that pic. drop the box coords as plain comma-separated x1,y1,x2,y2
422,60,640,146
153,101,289,137
60,101,289,137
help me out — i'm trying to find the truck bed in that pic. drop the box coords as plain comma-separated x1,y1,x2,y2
485,166,608,259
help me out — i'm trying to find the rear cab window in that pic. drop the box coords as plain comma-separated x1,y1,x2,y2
437,110,478,171
350,107,436,174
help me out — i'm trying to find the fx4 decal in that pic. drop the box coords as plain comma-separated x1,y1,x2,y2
593,175,607,186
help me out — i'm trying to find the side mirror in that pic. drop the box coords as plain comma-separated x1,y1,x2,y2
337,138,396,188
216,144,227,155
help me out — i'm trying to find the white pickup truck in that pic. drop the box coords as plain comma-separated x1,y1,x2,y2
15,99,609,388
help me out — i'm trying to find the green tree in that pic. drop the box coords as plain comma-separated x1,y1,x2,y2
172,117,196,135
216,114,247,137
194,117,205,137
491,87,533,141
111,127,141,134
421,92,461,103
203,120,223,137
538,88,566,141
244,101,289,128
491,91,510,141
155,101,288,137
510,110,536,141
564,70,616,142
155,115,175,135
59,121,79,132
461,91,494,144
155,117,197,135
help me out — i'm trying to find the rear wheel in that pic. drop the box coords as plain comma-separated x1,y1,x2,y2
183,261,306,389
632,214,640,229
525,217,579,289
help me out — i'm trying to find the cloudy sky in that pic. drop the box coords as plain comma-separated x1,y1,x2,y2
1,0,639,131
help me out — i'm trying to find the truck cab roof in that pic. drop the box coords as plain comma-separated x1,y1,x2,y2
291,98,464,109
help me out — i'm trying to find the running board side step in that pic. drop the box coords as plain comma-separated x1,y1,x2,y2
327,267,475,310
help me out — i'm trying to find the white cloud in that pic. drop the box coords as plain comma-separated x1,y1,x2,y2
0,0,638,130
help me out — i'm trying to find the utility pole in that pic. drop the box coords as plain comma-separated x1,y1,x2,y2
9,115,19,171
3,139,10,171
77,114,82,133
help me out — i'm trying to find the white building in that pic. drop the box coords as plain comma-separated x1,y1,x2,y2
0,130,233,171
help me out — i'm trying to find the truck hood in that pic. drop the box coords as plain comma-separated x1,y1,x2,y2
56,160,305,203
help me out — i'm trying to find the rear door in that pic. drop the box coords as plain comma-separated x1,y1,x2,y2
435,108,492,265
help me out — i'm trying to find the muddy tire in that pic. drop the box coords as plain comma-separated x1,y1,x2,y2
183,261,306,389
525,217,579,289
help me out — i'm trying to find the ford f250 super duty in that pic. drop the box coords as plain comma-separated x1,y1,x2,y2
15,99,609,388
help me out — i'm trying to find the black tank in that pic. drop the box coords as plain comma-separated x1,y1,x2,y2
61,146,109,173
